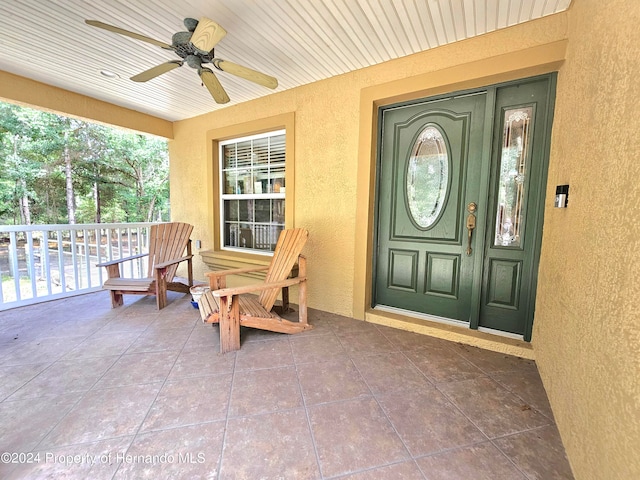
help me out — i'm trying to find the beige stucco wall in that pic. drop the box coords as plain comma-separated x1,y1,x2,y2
533,1,640,479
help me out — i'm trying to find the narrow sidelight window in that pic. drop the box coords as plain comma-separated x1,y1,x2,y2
494,108,533,247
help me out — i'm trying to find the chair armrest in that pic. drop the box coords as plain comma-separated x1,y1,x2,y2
205,266,270,278
154,254,193,270
211,276,305,298
96,253,148,268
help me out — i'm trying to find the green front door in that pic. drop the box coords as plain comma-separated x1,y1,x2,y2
374,75,556,340
375,92,489,323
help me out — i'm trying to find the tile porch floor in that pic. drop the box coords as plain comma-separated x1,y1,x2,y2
0,291,573,479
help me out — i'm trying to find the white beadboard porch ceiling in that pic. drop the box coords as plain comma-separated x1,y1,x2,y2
0,0,571,122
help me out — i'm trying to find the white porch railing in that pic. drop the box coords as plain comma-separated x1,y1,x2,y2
0,223,155,311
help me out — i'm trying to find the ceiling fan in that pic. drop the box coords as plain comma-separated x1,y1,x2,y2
85,17,278,104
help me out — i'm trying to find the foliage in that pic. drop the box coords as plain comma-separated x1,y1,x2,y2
0,101,169,225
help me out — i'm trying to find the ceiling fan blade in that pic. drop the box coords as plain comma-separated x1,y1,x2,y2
85,20,173,50
190,17,227,54
131,61,183,82
212,59,278,89
199,69,230,104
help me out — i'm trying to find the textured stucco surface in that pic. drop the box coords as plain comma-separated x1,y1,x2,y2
534,1,640,479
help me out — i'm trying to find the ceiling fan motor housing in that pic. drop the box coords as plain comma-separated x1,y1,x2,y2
172,31,215,66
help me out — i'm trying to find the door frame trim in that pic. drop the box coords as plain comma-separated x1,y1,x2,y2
373,75,555,337
352,41,567,338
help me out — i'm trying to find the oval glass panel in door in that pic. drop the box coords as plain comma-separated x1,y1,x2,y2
406,125,450,228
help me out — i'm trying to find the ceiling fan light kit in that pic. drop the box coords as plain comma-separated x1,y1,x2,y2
85,17,277,104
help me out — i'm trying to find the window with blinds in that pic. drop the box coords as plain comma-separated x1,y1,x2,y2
219,130,285,253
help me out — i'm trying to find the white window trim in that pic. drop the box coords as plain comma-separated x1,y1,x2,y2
219,129,286,256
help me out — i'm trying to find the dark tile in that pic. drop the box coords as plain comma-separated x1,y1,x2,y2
376,326,454,351
335,460,426,479
40,383,163,448
297,358,371,405
0,294,571,480
295,309,335,336
169,346,235,379
330,317,377,335
38,316,113,338
98,312,158,333
308,397,409,478
221,409,321,479
115,422,225,479
416,442,527,479
93,351,178,389
0,329,39,352
126,327,192,354
229,366,302,416
184,323,221,350
405,345,484,384
140,374,232,431
241,326,289,343
352,352,431,394
149,307,199,330
338,330,397,355
491,369,555,420
234,339,294,371
493,425,574,479
10,355,119,399
453,344,536,374
0,393,80,453
290,332,347,364
63,332,142,360
116,296,168,316
377,387,486,456
438,377,551,438
0,363,49,400
1,335,87,365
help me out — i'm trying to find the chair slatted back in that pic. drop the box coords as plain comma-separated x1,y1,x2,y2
146,222,193,280
258,228,309,311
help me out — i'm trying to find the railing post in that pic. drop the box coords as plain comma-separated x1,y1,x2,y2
9,231,20,302
43,231,52,296
26,231,37,298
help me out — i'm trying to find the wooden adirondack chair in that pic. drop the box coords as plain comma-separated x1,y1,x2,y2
198,228,312,353
97,222,194,309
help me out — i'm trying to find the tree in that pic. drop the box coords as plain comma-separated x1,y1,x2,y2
106,130,169,222
0,101,169,225
0,103,48,224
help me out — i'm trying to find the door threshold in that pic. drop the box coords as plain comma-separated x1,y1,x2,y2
477,326,524,341
369,304,533,359
374,305,469,328
373,306,525,341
